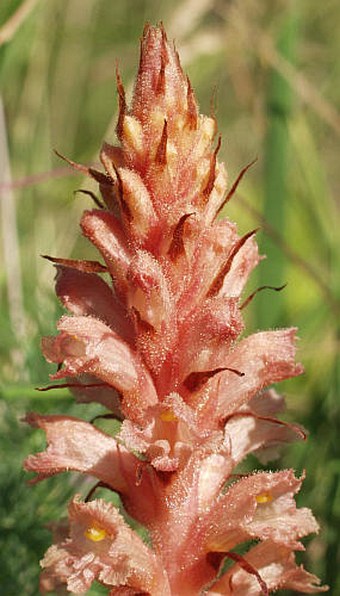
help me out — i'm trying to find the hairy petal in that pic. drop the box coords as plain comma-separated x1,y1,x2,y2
221,233,260,298
127,250,172,331
118,167,157,240
55,266,133,340
205,470,319,553
225,389,306,465
176,295,244,381
217,328,303,417
24,413,132,492
40,496,170,595
24,413,159,525
42,315,158,420
208,541,328,595
81,210,131,293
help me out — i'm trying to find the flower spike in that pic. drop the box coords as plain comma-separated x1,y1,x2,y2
25,24,327,595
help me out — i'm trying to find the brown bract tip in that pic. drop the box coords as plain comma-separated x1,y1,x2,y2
184,367,244,392
168,212,194,261
116,66,126,139
202,136,222,203
186,75,198,129
155,119,168,166
207,228,259,297
41,255,107,273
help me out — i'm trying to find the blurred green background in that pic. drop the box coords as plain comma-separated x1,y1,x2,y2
0,0,339,594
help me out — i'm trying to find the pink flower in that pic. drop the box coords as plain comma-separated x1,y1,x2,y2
25,24,327,594
39,496,170,595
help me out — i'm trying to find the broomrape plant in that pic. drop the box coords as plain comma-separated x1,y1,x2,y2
25,24,327,595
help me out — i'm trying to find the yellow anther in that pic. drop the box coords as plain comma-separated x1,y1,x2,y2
160,409,178,422
255,491,273,504
84,524,107,542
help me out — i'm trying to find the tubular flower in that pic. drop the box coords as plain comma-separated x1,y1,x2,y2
25,24,327,595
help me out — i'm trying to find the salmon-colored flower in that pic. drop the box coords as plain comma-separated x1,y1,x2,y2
25,24,327,594
39,496,170,595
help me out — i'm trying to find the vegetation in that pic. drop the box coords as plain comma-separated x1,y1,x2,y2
1,1,339,594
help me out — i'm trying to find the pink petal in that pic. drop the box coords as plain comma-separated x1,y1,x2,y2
146,447,233,594
80,210,131,292
221,232,260,297
178,220,238,315
217,328,304,417
24,413,160,525
118,167,157,239
176,295,244,381
42,315,158,419
55,266,133,341
127,249,172,331
24,413,130,492
208,541,328,594
225,389,305,465
206,470,319,553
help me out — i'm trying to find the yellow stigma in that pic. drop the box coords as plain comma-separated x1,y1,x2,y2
255,491,273,504
84,524,107,542
160,409,177,422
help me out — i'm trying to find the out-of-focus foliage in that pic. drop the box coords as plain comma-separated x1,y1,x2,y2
0,0,339,594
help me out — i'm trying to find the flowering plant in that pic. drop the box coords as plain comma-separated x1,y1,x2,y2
25,24,327,595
